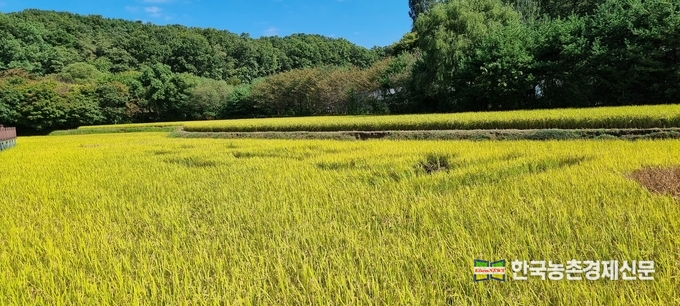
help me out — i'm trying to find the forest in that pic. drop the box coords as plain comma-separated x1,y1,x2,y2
1,0,679,133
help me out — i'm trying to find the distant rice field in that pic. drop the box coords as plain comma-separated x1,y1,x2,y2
77,104,680,132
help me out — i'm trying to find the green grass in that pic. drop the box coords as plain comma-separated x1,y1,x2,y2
78,104,680,132
0,133,678,304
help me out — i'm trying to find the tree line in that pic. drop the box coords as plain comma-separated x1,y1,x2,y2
1,1,679,133
0,9,388,133
399,0,680,113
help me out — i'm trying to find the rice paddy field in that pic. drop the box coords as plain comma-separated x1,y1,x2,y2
76,104,680,132
1,132,679,304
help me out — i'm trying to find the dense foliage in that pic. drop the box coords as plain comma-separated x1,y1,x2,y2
0,9,387,132
411,0,680,112
1,1,679,133
0,10,382,79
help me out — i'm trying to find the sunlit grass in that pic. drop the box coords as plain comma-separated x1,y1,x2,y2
0,133,678,304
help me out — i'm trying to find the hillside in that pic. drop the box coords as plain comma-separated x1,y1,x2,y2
0,9,383,82
2,1,680,135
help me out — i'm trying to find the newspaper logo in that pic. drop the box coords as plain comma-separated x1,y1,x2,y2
474,259,506,282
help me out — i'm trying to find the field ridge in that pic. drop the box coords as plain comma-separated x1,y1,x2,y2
168,128,680,141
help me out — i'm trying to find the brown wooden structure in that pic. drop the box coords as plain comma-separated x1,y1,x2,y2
0,126,17,151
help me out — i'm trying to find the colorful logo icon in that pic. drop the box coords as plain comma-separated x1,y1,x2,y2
474,259,507,282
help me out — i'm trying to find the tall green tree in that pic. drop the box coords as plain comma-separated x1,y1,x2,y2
583,0,680,105
409,0,439,24
189,77,233,120
93,81,131,124
414,0,533,111
138,63,196,122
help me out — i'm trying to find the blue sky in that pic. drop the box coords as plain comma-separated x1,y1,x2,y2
0,1,412,48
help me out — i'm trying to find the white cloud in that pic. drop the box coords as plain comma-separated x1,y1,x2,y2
263,27,280,36
126,1,185,21
144,6,163,17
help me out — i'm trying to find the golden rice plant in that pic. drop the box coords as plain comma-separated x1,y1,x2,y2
76,104,680,132
0,133,678,304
